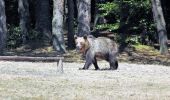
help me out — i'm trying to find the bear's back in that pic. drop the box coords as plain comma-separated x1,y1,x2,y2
88,37,118,54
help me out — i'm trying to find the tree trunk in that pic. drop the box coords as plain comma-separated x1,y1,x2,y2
52,0,66,54
67,0,75,49
35,0,51,42
118,0,128,53
93,0,106,31
18,0,30,44
0,0,7,55
77,0,91,36
151,0,168,54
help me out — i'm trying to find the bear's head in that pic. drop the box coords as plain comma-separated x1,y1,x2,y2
74,35,90,53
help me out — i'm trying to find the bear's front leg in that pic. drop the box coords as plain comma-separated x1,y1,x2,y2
79,52,94,70
79,59,92,70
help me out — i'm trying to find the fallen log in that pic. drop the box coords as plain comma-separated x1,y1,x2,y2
0,56,64,62
0,56,64,73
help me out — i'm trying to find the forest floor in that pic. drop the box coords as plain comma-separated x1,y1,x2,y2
4,44,170,66
0,44,170,99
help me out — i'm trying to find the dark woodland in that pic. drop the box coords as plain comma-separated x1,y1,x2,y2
0,0,170,64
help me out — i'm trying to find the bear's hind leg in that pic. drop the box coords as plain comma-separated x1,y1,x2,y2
109,61,118,70
93,57,100,70
109,55,118,70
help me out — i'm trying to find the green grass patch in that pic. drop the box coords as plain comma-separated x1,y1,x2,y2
132,44,160,56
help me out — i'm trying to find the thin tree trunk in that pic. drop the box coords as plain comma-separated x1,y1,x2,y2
151,0,168,54
52,0,66,54
18,0,30,44
35,0,52,42
67,0,75,49
93,0,106,31
118,0,128,53
77,0,91,36
0,0,7,55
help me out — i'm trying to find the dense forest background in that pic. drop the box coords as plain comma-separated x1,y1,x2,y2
0,0,170,56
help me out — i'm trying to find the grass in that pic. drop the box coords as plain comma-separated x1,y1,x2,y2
132,44,160,56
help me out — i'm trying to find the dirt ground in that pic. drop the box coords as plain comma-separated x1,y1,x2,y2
0,61,170,100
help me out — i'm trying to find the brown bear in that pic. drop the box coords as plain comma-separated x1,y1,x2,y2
75,35,118,70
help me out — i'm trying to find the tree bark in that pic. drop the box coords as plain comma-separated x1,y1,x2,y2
77,0,91,36
67,0,75,49
93,0,106,31
0,0,7,55
18,0,30,44
35,0,52,41
52,0,66,54
118,0,128,53
151,0,168,54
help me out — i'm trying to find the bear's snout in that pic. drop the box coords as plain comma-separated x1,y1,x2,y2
76,45,84,53
76,46,80,51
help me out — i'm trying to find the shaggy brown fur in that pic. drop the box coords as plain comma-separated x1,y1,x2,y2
75,35,118,70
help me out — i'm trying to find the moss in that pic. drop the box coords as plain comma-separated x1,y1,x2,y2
132,44,160,56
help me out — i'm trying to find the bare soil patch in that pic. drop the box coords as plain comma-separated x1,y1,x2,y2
0,61,170,99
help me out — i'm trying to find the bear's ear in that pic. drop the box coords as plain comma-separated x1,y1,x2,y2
74,35,77,40
83,35,87,40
